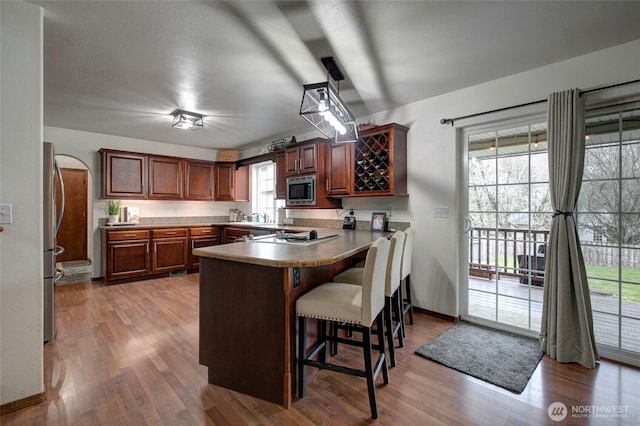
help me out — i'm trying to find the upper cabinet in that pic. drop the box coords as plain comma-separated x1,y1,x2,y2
214,162,249,202
184,160,215,200
285,140,319,176
101,149,147,198
326,142,353,197
333,123,409,197
101,149,215,200
148,156,183,199
275,153,286,200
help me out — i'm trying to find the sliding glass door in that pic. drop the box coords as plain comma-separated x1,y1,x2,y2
461,117,550,333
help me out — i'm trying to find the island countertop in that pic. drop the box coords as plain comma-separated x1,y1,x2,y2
193,228,389,268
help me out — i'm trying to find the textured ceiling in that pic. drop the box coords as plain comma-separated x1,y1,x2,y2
31,0,640,150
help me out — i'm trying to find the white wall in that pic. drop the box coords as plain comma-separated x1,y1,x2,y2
0,0,44,405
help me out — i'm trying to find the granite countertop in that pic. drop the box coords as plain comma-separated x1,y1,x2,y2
193,228,388,268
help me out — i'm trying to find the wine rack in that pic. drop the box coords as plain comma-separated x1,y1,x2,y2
354,132,392,194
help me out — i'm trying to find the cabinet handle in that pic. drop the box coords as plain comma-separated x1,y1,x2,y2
166,232,177,235
326,178,329,191
201,230,211,234
299,157,303,170
293,159,297,171
146,243,149,253
124,234,137,238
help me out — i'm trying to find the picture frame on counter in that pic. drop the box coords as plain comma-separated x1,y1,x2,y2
370,212,387,232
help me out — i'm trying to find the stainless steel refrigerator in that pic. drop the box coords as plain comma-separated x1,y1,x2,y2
43,142,65,343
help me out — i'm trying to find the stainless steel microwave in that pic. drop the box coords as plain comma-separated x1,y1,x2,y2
287,175,316,206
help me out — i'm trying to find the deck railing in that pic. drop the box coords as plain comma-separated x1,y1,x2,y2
468,227,550,283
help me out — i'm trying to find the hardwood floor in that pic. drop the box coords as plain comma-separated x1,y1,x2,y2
2,274,639,425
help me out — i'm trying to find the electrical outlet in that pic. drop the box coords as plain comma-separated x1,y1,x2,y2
434,207,449,218
0,203,13,224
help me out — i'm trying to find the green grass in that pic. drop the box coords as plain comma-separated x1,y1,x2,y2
483,256,640,302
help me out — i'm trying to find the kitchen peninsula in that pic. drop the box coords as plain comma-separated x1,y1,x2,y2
193,228,387,408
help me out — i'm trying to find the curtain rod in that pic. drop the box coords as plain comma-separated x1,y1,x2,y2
440,78,640,126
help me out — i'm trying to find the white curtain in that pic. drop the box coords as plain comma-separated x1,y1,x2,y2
540,89,599,368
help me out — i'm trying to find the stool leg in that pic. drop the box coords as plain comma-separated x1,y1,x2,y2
394,288,404,348
405,274,414,325
320,320,327,363
384,296,396,367
363,326,378,419
297,316,306,398
376,311,389,384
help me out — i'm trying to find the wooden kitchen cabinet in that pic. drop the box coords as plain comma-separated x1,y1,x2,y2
151,228,188,273
105,229,151,280
275,153,286,199
285,140,320,176
101,149,147,198
214,162,249,202
327,142,353,196
350,123,409,197
224,227,250,244
189,226,221,269
185,160,215,200
148,156,183,199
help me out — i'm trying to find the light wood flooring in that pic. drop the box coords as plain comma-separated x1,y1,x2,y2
2,274,640,425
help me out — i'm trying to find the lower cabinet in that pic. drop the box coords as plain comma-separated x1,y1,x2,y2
224,227,251,244
105,225,251,284
189,227,221,269
106,229,151,280
152,228,188,272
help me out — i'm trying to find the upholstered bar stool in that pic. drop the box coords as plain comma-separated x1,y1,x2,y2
296,237,390,419
331,231,405,367
401,227,415,336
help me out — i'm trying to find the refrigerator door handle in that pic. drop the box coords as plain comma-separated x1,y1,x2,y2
54,245,65,257
54,160,65,236
55,268,65,282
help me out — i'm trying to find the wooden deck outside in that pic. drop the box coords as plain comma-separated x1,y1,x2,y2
468,276,640,353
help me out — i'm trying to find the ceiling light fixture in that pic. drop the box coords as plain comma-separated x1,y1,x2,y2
171,109,204,130
299,57,358,143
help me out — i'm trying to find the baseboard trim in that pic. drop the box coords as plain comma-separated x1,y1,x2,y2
414,306,460,323
0,392,46,415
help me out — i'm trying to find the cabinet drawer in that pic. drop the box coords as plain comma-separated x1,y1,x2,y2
153,228,188,238
190,227,220,237
107,229,150,241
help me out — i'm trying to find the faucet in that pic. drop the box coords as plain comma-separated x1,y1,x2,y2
252,212,269,223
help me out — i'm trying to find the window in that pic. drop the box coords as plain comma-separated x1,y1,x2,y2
251,161,284,223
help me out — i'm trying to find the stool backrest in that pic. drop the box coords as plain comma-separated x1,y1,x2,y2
401,227,415,280
361,237,390,326
386,231,405,296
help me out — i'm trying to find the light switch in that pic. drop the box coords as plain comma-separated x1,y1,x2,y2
0,204,13,224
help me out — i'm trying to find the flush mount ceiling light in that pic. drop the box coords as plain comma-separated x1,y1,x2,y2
300,57,358,143
171,109,204,130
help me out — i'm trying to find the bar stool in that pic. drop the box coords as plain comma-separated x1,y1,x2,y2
331,231,405,367
296,237,390,419
401,227,415,335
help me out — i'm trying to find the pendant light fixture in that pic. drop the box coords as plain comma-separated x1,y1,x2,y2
299,57,358,143
171,109,204,130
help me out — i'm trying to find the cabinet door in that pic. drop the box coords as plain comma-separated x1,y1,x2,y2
148,156,183,199
284,147,300,176
153,237,188,272
299,143,318,174
102,150,147,198
235,165,250,202
327,143,352,196
185,160,215,200
275,153,286,199
107,241,150,279
189,236,220,269
214,162,236,201
224,227,250,243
